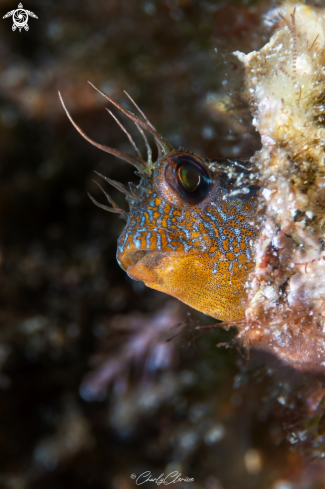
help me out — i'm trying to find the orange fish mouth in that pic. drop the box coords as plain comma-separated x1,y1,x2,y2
117,225,191,274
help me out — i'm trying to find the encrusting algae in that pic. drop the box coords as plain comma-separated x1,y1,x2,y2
235,3,325,369
60,3,325,371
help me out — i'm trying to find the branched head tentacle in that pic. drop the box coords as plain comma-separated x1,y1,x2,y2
134,122,153,169
89,180,128,220
87,193,127,219
87,81,174,158
94,171,139,201
123,90,160,162
106,108,144,162
123,90,157,131
58,91,147,174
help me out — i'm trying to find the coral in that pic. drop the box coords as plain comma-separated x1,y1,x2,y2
234,4,325,369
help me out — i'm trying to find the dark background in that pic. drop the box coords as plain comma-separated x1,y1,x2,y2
1,0,325,488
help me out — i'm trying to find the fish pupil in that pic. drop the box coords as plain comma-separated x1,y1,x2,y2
178,165,201,192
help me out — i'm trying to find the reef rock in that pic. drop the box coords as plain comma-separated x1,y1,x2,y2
235,3,325,370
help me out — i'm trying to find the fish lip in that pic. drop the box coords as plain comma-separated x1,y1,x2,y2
124,250,164,284
120,249,174,272
117,226,185,271
122,249,153,268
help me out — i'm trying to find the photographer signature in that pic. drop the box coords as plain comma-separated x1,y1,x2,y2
130,471,195,485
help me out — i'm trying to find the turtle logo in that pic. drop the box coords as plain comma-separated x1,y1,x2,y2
3,3,38,32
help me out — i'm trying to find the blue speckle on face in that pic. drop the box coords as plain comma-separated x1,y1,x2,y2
146,232,152,248
116,174,257,278
212,262,219,274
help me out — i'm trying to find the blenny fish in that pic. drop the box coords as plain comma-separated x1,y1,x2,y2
59,83,260,321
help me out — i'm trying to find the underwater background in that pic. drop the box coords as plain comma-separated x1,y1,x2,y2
1,0,325,487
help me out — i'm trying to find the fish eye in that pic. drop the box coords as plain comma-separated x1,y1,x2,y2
178,164,201,192
165,153,212,204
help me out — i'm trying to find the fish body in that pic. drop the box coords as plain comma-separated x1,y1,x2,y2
59,87,260,320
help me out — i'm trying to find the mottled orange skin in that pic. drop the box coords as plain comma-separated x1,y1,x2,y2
117,151,259,320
